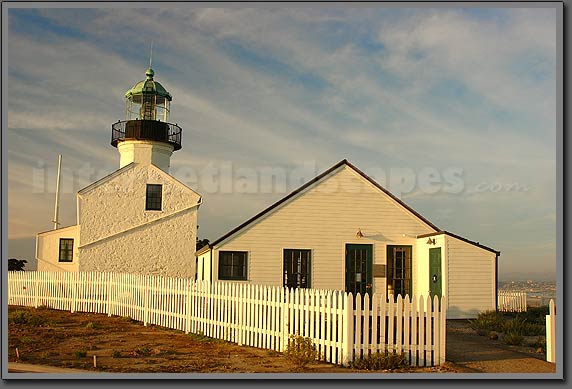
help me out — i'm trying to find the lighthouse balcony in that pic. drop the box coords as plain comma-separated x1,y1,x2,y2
111,120,182,150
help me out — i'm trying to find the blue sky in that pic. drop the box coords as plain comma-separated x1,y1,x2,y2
6,6,558,280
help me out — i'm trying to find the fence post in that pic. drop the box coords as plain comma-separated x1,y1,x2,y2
342,292,354,366
106,273,113,317
546,299,556,363
440,295,447,365
144,275,150,327
71,272,77,313
280,288,288,352
184,279,191,333
34,273,39,309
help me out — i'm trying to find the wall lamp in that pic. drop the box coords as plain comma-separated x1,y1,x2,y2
356,228,364,239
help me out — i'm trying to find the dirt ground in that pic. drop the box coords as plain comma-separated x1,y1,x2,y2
8,305,555,375
7,306,455,374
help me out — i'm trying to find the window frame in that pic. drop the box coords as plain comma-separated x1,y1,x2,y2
283,248,312,289
145,184,163,211
58,238,74,263
218,251,248,281
386,245,412,298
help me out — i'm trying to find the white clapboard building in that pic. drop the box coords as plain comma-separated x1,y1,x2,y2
36,67,201,278
196,160,500,319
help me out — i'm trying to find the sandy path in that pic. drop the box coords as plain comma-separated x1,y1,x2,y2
446,320,556,373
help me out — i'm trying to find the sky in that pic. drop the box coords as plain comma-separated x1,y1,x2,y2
5,5,558,281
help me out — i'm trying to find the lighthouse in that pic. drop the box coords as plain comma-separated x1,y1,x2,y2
111,66,182,173
36,60,201,278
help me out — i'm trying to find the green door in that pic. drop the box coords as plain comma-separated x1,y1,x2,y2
345,244,373,296
429,247,442,298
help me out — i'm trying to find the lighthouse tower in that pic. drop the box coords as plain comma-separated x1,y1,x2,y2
111,66,182,173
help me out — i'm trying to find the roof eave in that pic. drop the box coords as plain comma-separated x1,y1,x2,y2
417,230,500,255
195,244,212,256
209,159,440,248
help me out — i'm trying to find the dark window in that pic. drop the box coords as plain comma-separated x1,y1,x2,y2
146,184,162,210
387,246,412,299
218,251,247,280
283,249,311,289
59,239,74,262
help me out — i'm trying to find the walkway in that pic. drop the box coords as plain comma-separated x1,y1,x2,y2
446,320,556,373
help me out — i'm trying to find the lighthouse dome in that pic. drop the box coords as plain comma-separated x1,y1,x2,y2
124,68,172,101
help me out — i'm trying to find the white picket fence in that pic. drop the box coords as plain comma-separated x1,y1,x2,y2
497,291,527,312
8,271,446,366
546,299,556,363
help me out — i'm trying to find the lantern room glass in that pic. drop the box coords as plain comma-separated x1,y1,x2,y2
125,94,170,122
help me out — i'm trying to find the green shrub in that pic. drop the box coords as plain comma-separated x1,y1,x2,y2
502,318,544,336
502,333,524,346
469,311,504,332
74,350,87,358
85,322,100,329
9,310,47,326
111,350,122,358
517,307,548,324
133,346,152,357
188,331,210,342
528,336,546,353
350,349,408,371
283,334,319,368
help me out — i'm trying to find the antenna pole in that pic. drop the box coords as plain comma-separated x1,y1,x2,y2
149,41,153,68
52,154,62,230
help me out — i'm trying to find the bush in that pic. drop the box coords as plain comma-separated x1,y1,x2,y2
74,350,87,358
111,350,122,358
8,258,27,271
502,318,545,336
502,333,524,346
131,346,152,357
516,307,548,324
85,322,100,329
283,335,319,368
469,311,505,333
350,349,408,371
528,336,546,353
9,310,47,326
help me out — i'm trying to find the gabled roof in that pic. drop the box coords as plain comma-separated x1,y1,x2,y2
417,231,500,255
148,164,202,201
37,224,79,236
199,159,440,252
78,163,135,195
77,163,202,201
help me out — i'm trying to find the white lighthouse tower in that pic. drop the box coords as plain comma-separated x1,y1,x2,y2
111,66,182,173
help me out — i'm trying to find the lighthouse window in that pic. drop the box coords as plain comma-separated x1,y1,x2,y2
58,239,74,262
146,184,162,211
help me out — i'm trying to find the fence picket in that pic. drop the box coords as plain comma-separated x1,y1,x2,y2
425,296,432,367
396,295,403,355
546,299,556,363
410,296,418,366
403,295,411,363
418,296,425,366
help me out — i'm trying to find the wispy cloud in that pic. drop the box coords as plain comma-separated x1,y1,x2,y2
7,6,557,278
